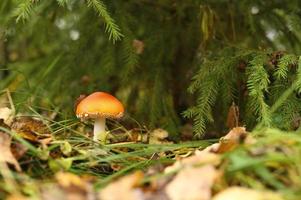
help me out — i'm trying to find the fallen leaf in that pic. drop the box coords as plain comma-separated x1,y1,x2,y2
99,171,144,200
216,127,247,153
55,172,87,189
212,187,283,200
165,165,219,200
165,151,220,174
0,107,14,126
203,143,220,153
6,194,28,200
11,116,52,144
41,179,94,200
11,142,28,160
54,172,94,200
0,131,21,171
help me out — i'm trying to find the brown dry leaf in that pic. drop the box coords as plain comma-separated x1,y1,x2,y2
0,131,21,171
226,102,239,129
41,183,94,200
165,151,220,173
99,171,145,200
165,165,219,200
11,116,52,144
11,142,28,160
212,187,283,200
41,172,95,200
216,127,247,153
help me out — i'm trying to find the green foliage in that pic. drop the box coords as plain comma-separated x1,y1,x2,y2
246,54,271,126
2,0,301,138
186,50,301,136
86,0,123,42
12,0,34,22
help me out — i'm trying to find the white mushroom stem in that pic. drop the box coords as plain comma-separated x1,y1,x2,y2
93,117,106,142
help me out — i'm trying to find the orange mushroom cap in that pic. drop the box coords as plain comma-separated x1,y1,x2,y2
76,92,124,119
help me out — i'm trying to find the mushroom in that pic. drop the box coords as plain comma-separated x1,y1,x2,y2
75,92,124,142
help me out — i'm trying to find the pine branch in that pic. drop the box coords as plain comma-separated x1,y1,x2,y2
12,0,35,22
274,54,297,80
184,60,221,137
247,54,271,126
56,0,69,7
86,0,123,43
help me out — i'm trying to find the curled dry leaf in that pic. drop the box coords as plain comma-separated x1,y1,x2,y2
11,116,52,145
203,127,255,153
212,187,283,200
216,127,247,153
99,171,144,200
165,165,219,200
0,131,21,171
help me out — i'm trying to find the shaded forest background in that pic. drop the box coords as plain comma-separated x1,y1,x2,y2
1,0,301,139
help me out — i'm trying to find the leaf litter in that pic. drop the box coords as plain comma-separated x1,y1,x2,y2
0,101,298,200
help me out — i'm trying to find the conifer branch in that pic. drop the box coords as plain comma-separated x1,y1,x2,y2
86,0,123,43
247,54,271,126
12,0,35,22
274,54,297,80
56,0,69,7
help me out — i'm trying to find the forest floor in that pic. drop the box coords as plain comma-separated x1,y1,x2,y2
0,104,301,200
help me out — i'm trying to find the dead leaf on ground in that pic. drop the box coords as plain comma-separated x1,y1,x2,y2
212,187,283,200
11,116,52,145
99,171,144,200
0,107,14,126
11,142,28,160
217,127,247,153
0,131,21,171
42,172,95,200
55,172,88,190
165,151,220,173
6,194,28,200
165,164,219,200
203,127,255,153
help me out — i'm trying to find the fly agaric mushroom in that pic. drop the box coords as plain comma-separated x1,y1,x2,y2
75,92,124,142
